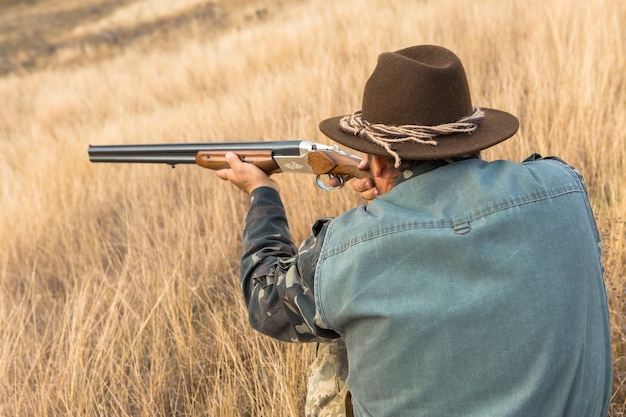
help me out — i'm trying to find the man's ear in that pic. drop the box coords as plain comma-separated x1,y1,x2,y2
370,154,399,195
370,155,390,178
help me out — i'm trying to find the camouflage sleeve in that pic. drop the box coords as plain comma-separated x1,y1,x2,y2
240,186,339,343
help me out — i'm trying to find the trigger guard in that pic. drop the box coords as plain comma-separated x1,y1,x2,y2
316,174,344,191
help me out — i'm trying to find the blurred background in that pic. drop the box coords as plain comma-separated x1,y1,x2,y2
1,0,624,415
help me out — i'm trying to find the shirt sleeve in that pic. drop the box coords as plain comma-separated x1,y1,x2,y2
240,186,339,343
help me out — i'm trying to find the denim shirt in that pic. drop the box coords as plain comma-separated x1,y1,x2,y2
314,156,612,417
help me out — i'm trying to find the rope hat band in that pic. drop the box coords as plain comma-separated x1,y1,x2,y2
339,107,485,167
319,45,519,160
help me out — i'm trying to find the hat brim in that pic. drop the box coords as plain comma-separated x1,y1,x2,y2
319,108,519,160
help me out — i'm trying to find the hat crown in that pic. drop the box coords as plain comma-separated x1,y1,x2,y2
361,45,473,126
318,44,519,160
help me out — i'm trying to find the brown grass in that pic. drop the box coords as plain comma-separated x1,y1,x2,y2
0,0,624,415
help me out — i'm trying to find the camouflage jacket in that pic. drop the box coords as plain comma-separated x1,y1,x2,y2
240,186,340,343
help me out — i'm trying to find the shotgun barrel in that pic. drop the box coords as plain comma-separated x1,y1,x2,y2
88,140,304,166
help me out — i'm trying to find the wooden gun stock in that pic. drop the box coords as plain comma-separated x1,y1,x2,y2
307,150,370,180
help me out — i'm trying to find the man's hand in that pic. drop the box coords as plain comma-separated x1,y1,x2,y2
215,152,280,194
351,157,378,202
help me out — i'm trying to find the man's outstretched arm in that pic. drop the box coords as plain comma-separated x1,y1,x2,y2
216,153,339,342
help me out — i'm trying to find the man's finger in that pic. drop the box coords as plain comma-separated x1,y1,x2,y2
224,152,242,168
215,166,233,181
361,188,378,201
353,178,373,192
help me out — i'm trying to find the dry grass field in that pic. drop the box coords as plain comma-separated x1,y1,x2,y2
0,0,624,415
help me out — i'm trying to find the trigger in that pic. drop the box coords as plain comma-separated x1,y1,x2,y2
315,174,345,191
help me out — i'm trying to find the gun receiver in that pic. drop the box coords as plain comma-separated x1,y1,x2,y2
88,140,369,190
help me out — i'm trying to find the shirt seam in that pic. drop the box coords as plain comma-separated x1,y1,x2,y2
322,185,584,259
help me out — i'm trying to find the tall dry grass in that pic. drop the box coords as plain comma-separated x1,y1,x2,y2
0,0,624,415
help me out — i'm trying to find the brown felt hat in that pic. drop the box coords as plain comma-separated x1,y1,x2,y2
319,45,519,160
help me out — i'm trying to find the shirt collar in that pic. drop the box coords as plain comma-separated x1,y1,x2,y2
394,160,452,186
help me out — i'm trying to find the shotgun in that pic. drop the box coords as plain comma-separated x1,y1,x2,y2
88,140,369,190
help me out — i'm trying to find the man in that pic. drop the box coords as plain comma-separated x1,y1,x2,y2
216,45,612,416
